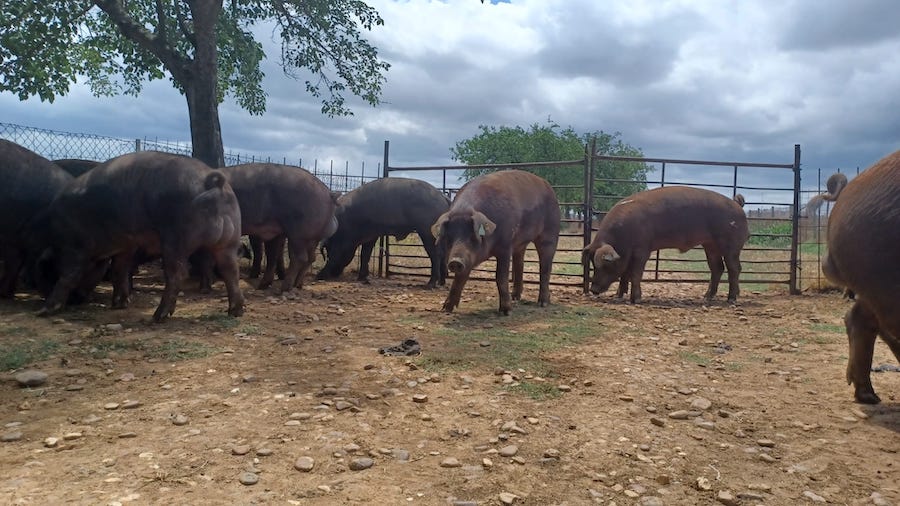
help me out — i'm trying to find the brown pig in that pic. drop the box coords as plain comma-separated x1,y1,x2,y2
583,186,749,303
431,170,560,315
815,151,900,404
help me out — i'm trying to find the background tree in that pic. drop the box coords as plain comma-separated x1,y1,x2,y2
0,0,390,168
451,122,651,217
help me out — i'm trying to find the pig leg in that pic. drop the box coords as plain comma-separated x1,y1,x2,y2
281,237,312,293
629,252,650,304
212,247,244,317
258,235,285,290
615,274,629,299
154,249,189,322
37,251,89,316
535,237,557,307
723,250,742,303
495,252,513,315
442,270,470,313
294,242,318,289
418,230,442,289
110,250,137,309
845,302,881,404
511,247,526,301
248,235,263,278
357,239,376,284
0,246,23,297
703,246,725,301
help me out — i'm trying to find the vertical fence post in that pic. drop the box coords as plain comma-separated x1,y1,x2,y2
582,139,595,293
135,139,141,152
789,144,802,294
732,165,738,198
379,141,390,278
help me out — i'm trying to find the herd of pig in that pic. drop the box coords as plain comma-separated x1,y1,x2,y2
1,138,898,404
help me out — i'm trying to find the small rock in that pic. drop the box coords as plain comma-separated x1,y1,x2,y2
349,457,374,471
803,490,827,503
717,490,739,506
232,445,251,456
335,400,354,411
498,445,518,457
62,432,83,440
756,439,776,448
44,437,59,448
695,477,712,491
14,370,48,387
690,397,712,410
238,472,258,485
121,400,141,409
543,448,560,459
668,410,699,420
639,497,664,506
294,456,315,472
256,448,273,457
499,492,518,504
870,492,890,506
758,453,777,463
440,457,462,468
482,458,493,469
650,416,666,427
737,492,765,501
393,449,410,461
104,402,120,410
557,385,572,392
172,414,189,426
2,431,23,442
118,432,137,438
412,394,428,403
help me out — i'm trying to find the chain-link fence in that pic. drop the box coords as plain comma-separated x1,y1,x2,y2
0,122,380,193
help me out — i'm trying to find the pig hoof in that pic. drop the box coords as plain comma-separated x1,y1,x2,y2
441,302,455,313
855,390,880,404
228,306,244,317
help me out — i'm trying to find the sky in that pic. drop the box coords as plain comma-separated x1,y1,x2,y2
2,0,899,206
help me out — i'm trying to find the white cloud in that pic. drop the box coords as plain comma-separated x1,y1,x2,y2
2,0,898,194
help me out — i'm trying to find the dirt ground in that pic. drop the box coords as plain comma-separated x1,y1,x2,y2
0,264,898,506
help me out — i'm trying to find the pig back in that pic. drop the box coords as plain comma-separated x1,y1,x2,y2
452,170,560,240
825,151,900,311
600,186,748,253
0,140,73,239
339,177,449,233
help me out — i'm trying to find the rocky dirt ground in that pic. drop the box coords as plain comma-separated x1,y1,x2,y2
0,263,898,506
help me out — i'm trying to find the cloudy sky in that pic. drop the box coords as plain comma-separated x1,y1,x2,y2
2,0,899,204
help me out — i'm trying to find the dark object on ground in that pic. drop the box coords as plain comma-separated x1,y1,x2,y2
379,338,421,356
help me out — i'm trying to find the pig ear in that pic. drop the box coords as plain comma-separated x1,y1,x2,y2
472,211,496,240
600,245,620,263
431,213,449,242
581,247,593,266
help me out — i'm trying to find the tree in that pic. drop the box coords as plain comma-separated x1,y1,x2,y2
0,1,390,168
451,122,651,214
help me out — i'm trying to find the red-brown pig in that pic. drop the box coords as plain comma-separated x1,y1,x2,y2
221,163,337,293
30,151,244,321
431,170,560,315
0,140,73,297
583,186,749,303
815,152,900,404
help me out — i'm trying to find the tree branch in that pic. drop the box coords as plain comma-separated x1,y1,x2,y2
174,0,197,46
93,0,191,80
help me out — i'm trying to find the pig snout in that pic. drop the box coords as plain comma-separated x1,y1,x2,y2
448,257,466,274
589,283,602,295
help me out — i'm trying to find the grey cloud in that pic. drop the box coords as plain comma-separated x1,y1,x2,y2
779,0,900,51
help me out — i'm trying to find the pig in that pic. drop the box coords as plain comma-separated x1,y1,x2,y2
220,163,337,293
814,151,900,404
0,140,73,297
52,158,100,178
583,186,749,303
317,177,450,288
431,170,560,314
247,235,285,280
31,151,244,321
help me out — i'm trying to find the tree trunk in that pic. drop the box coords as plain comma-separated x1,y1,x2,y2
185,0,224,168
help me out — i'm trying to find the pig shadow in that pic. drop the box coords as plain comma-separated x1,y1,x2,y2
852,400,900,434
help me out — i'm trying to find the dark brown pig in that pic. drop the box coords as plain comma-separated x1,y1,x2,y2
317,177,450,288
221,163,337,293
0,140,73,297
32,151,244,321
815,151,900,404
52,158,100,178
583,186,749,303
431,170,560,314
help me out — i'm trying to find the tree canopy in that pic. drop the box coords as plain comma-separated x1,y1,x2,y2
451,122,651,212
0,0,390,167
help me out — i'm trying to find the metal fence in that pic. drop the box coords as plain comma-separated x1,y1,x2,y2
381,140,805,295
0,122,380,193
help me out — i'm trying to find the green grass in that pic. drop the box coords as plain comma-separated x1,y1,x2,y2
0,339,61,371
198,312,241,329
811,323,845,334
505,381,562,400
85,338,219,361
678,351,711,366
748,221,792,248
0,326,31,337
416,304,605,377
